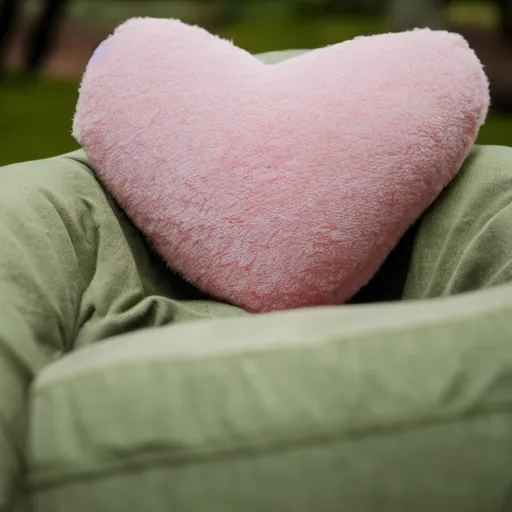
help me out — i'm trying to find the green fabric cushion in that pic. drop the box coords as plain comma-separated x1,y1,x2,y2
257,49,307,64
0,152,246,510
404,145,512,298
21,144,512,512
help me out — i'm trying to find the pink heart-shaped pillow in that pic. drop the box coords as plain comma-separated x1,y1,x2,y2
73,19,489,312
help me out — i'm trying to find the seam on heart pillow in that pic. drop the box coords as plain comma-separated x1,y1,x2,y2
73,18,489,313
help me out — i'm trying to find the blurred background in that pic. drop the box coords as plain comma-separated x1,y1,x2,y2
1,0,512,166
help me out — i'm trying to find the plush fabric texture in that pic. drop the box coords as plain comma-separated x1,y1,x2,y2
22,145,512,512
73,19,489,312
0,145,511,511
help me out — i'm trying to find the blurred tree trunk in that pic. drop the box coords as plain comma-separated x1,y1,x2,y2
498,0,512,41
0,0,21,71
25,0,68,74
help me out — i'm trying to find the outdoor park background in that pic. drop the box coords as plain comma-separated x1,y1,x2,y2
2,0,512,166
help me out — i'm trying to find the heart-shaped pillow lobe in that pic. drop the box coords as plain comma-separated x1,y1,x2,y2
73,19,489,312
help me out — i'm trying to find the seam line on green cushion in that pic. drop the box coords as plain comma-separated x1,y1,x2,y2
27,405,512,490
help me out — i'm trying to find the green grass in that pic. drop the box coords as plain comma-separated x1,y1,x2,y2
1,13,511,167
0,78,79,165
